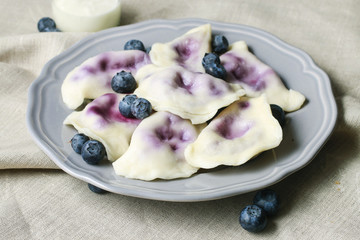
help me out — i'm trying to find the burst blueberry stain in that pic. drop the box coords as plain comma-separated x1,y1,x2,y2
87,94,141,124
155,126,174,141
98,58,109,71
174,73,194,94
222,54,270,91
239,101,250,109
215,116,251,140
174,39,198,63
70,51,150,83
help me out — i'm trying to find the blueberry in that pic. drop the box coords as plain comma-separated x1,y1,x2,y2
253,189,280,216
124,39,146,51
204,63,227,80
37,17,58,32
43,27,61,32
212,35,229,55
111,71,137,93
270,104,286,127
81,140,106,165
239,205,268,232
131,98,152,119
202,53,227,79
88,183,107,194
146,46,152,54
202,53,221,67
71,133,90,154
119,94,138,118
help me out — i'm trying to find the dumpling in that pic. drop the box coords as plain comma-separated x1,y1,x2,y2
149,24,211,72
64,93,141,161
61,50,151,109
220,41,305,112
184,94,283,169
134,65,245,124
112,111,204,181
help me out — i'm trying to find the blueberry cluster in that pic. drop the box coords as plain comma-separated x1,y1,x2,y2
239,189,280,232
119,94,152,119
202,34,229,80
70,134,108,193
71,133,106,165
37,17,61,32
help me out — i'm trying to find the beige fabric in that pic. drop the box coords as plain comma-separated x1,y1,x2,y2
0,0,359,239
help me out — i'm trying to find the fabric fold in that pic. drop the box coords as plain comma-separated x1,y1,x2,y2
0,33,89,169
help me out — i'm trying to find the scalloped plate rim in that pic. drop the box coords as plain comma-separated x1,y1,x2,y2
26,18,337,202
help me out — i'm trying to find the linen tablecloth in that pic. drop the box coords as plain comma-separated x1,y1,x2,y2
1,0,359,239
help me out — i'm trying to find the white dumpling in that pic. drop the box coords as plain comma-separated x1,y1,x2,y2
220,41,305,112
134,65,245,124
64,93,141,161
184,95,283,169
112,111,204,181
61,50,151,109
149,24,211,72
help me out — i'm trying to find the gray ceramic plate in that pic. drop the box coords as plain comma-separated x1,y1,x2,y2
26,19,337,202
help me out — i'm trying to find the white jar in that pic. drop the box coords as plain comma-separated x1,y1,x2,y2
52,0,121,32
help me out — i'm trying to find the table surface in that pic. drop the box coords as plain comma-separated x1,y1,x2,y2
1,0,359,239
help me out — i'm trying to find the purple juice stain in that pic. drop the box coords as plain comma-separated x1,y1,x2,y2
222,53,268,91
215,116,251,140
150,115,194,152
208,81,223,96
174,38,198,63
83,66,97,74
174,73,194,94
98,58,109,72
70,51,151,82
86,93,141,125
155,126,174,141
239,101,250,109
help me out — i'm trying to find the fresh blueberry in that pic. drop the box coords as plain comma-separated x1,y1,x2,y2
204,63,227,80
270,104,286,127
212,35,229,55
111,71,137,93
37,17,58,32
253,189,280,216
119,94,138,118
239,205,268,232
202,53,221,67
71,133,90,154
42,27,61,32
81,140,106,165
131,98,152,119
202,53,227,79
124,39,146,51
88,183,107,194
